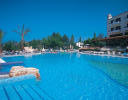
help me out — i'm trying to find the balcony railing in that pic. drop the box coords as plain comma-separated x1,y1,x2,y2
109,30,121,35
112,21,121,25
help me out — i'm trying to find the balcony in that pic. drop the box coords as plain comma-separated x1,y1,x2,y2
124,27,128,31
109,22,121,28
123,26,128,30
109,30,121,35
112,21,121,26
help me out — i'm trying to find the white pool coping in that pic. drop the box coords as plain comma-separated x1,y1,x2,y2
0,58,6,63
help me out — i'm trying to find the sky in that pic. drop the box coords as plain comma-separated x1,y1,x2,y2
0,0,128,42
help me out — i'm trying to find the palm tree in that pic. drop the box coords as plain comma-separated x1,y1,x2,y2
13,24,30,50
0,30,3,54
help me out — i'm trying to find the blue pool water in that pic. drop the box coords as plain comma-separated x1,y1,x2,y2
1,53,128,100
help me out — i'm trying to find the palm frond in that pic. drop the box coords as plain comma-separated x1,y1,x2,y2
0,30,3,42
21,24,25,34
17,24,21,33
12,30,20,34
12,30,18,33
24,28,30,35
17,24,20,30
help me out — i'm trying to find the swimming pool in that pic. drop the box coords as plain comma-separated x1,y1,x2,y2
1,53,128,100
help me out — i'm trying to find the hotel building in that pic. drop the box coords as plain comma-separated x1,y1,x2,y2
107,11,128,37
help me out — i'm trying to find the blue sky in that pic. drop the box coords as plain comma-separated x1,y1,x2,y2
0,0,128,42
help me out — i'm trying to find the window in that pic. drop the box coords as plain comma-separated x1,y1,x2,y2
127,15,128,18
127,24,128,27
111,28,114,31
125,32,128,35
115,18,121,22
111,20,114,24
115,26,121,30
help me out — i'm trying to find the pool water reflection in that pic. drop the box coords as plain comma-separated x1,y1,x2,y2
1,53,128,100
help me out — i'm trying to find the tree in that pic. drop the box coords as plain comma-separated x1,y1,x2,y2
93,32,96,40
62,34,69,43
62,34,69,49
90,33,105,47
79,36,82,42
69,34,75,49
97,33,104,39
42,38,48,48
70,34,74,45
0,30,4,54
3,41,20,51
13,24,30,50
85,38,92,44
29,40,42,50
44,32,63,49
